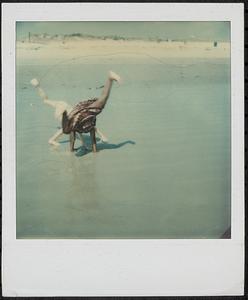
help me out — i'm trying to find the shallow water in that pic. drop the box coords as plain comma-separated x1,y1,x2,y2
16,58,231,238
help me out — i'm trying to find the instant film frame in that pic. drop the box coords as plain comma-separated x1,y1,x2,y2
2,2,244,296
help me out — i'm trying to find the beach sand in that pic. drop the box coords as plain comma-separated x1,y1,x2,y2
17,39,230,65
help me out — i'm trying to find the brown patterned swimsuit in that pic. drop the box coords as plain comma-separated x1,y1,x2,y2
62,98,103,134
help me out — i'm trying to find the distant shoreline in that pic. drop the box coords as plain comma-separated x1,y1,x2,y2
17,32,229,43
16,38,230,65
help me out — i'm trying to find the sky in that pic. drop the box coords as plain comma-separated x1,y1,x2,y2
16,21,230,42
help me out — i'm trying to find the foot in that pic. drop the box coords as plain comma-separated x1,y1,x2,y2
48,139,60,147
30,78,40,87
100,136,108,143
109,71,121,84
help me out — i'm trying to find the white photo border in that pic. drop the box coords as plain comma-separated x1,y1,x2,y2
2,2,244,297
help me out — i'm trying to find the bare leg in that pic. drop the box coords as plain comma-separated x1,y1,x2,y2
88,71,121,110
70,132,76,152
90,128,97,153
48,128,63,146
31,78,72,148
95,127,108,143
31,78,52,105
30,78,72,118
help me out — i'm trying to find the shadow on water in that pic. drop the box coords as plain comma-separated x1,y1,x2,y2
97,140,135,150
59,134,135,157
76,140,136,157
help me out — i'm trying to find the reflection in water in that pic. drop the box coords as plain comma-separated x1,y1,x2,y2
65,154,99,213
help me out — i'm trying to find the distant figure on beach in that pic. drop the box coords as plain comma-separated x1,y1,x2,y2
30,78,109,148
62,71,121,152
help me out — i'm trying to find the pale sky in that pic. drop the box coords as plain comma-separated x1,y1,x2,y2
16,21,230,42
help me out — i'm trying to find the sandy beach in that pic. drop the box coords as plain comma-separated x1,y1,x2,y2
17,38,230,65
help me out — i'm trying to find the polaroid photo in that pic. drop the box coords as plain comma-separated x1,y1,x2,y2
2,2,244,297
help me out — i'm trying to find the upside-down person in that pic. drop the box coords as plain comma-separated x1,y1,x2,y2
31,78,113,148
62,71,121,152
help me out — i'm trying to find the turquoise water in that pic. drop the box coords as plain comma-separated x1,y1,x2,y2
16,59,231,238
